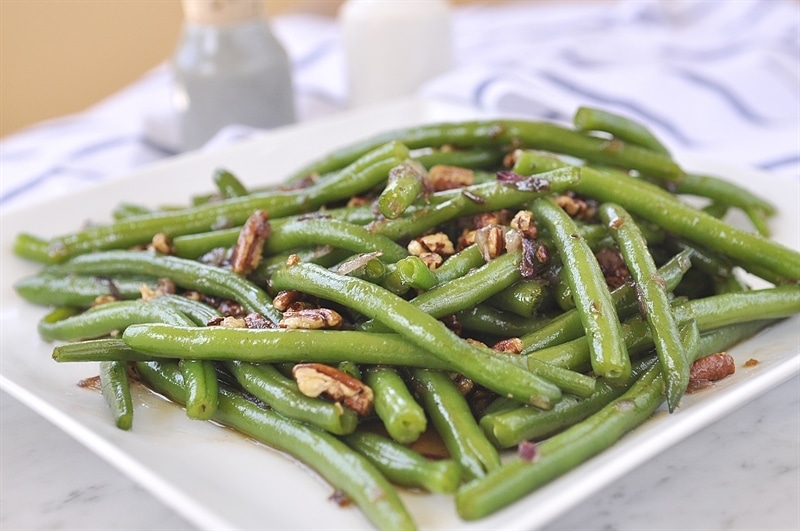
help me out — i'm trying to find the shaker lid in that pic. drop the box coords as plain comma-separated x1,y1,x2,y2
181,0,264,25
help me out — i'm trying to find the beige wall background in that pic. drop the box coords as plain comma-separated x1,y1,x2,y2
0,0,483,139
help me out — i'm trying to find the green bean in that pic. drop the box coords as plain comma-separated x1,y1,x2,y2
150,294,221,326
514,151,800,280
123,325,459,368
172,204,378,259
42,250,280,322
679,286,800,328
525,358,597,399
111,203,154,220
364,367,427,444
264,218,408,262
526,285,800,372
480,320,774,448
702,202,730,219
600,203,688,411
213,168,249,198
179,358,219,420
99,360,134,430
12,233,53,263
377,161,426,219
432,244,485,285
289,120,682,183
459,317,772,519
126,326,593,406
53,338,154,363
409,369,501,481
13,273,156,308
369,167,580,241
481,356,655,449
360,251,523,333
171,227,240,259
520,249,692,353
343,431,461,494
670,172,775,217
412,147,506,170
573,106,671,156
485,279,553,317
135,360,417,531
38,299,195,342
18,141,409,264
224,361,358,435
378,256,438,294
455,304,552,338
270,262,562,407
336,360,362,380
336,252,387,284
253,247,353,282
744,204,771,237
531,197,631,385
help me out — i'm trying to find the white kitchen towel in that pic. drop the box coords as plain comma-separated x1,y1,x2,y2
1,0,797,211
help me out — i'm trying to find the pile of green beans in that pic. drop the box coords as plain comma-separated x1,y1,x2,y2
12,106,800,530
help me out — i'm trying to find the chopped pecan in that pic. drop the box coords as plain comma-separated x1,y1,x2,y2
157,278,177,295
554,193,597,221
149,233,173,255
139,284,157,301
452,373,474,395
475,225,506,261
418,252,444,270
280,308,342,329
272,290,305,312
520,238,550,279
429,164,474,191
407,232,455,257
244,312,275,329
687,352,736,393
457,228,476,251
230,210,270,276
138,278,177,302
217,299,246,318
217,316,248,328
292,363,374,415
492,337,524,354
463,210,510,231
91,294,118,307
596,247,630,290
510,210,538,239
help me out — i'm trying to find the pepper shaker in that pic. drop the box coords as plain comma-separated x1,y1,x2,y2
171,0,296,151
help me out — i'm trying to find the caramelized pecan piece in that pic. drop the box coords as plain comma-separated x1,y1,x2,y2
292,363,374,415
687,352,736,393
279,308,342,329
230,209,270,276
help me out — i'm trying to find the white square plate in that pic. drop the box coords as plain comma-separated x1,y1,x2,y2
1,98,798,530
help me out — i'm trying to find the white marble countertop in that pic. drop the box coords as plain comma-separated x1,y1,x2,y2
2,374,797,530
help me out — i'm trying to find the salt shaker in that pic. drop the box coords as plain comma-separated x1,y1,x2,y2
339,0,453,108
171,0,296,151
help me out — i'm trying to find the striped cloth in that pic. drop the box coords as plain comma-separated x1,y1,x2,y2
1,0,797,210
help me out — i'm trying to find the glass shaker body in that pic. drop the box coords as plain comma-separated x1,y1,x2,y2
171,8,295,151
340,0,453,108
